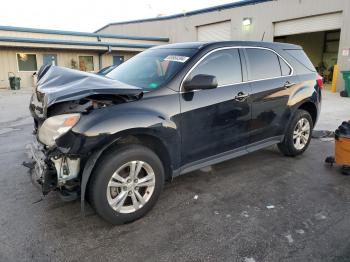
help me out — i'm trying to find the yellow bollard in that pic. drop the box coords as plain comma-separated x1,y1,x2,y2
331,64,338,93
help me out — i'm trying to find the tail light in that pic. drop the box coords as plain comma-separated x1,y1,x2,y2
317,75,323,89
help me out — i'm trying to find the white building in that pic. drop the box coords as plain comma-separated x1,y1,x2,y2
0,26,168,88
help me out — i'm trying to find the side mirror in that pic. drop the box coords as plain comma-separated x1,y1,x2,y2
183,74,218,91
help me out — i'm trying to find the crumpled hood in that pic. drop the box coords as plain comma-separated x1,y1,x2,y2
36,65,143,108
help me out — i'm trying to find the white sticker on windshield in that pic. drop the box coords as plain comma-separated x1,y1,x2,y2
164,55,189,63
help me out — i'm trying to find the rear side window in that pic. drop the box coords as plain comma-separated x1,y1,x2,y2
285,49,316,72
245,48,282,80
188,49,242,86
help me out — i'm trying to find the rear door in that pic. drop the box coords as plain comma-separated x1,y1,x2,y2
180,48,251,166
243,47,297,144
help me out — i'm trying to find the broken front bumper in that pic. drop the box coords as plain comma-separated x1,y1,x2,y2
28,136,81,195
28,138,56,194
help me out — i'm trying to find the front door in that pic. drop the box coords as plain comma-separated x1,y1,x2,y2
113,55,124,66
180,48,251,167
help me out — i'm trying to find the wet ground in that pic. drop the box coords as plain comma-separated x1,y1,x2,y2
1,120,350,262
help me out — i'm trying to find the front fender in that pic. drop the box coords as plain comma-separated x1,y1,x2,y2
56,105,180,209
56,102,180,153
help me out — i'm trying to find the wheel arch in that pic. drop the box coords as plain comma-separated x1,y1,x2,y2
101,132,173,181
80,129,175,213
298,101,318,126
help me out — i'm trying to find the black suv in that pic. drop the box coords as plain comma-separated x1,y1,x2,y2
29,41,322,224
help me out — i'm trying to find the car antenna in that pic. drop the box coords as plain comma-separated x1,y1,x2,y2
261,31,265,41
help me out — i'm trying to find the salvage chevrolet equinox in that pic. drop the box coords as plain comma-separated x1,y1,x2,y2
28,41,322,224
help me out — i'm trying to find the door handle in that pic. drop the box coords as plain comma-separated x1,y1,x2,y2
284,81,295,88
234,92,249,102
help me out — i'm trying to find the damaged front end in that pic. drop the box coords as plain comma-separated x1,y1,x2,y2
28,138,81,199
26,65,143,200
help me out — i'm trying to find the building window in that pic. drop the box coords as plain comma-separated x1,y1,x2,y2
43,54,58,66
17,53,37,71
79,56,94,71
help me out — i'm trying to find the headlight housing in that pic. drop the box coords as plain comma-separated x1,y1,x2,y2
38,113,80,147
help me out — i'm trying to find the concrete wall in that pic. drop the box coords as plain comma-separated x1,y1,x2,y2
0,48,137,89
99,0,350,90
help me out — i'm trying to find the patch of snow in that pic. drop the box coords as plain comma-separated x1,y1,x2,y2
296,229,305,235
285,234,294,244
241,211,249,218
315,213,327,220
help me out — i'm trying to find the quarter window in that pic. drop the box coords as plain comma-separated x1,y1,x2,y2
79,56,94,71
188,49,242,86
17,53,37,71
245,49,282,80
285,49,316,72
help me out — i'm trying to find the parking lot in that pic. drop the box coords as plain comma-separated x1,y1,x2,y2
0,90,350,262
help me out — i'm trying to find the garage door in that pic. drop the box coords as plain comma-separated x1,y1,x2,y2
197,21,231,41
274,12,342,37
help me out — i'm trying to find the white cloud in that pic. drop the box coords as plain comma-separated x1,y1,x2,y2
0,0,240,32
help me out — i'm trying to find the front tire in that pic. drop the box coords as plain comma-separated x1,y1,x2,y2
278,109,313,157
88,144,164,224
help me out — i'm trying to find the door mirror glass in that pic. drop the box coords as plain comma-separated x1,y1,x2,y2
183,74,218,91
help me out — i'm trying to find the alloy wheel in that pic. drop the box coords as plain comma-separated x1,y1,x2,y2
106,160,156,213
293,117,311,150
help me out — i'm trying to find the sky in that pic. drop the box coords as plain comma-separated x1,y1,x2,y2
0,0,240,33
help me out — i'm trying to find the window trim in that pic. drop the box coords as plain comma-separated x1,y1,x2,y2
78,55,95,72
180,46,294,92
16,53,38,72
278,56,292,76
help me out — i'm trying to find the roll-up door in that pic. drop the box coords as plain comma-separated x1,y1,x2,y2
274,12,342,37
197,21,231,41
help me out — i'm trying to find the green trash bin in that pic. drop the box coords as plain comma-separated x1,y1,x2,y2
8,73,21,90
342,71,350,97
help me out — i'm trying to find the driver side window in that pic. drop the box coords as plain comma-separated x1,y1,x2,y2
188,49,242,86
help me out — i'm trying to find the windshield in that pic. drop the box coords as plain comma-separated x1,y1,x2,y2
106,48,197,90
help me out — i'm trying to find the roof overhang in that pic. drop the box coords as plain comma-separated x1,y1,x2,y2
0,25,169,42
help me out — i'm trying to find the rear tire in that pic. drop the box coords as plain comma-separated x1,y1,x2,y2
88,144,164,225
278,109,313,157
